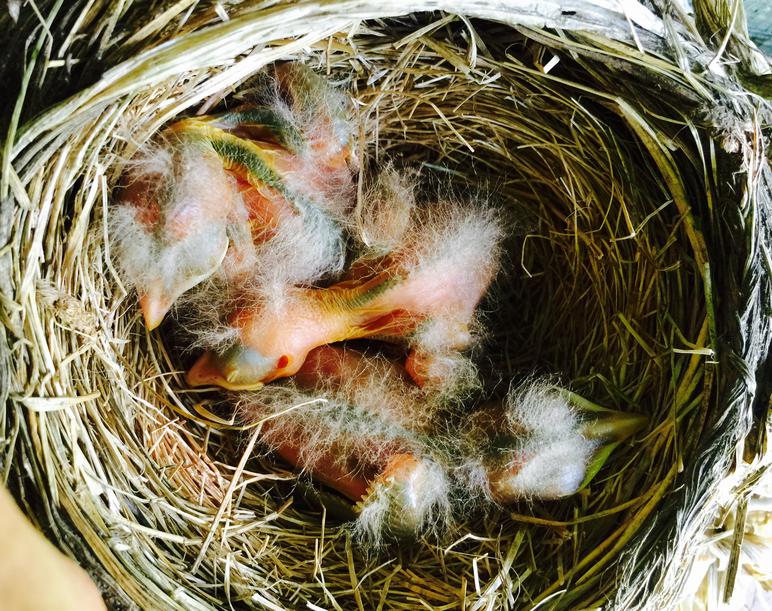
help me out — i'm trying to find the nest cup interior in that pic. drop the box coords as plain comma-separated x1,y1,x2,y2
6,9,741,611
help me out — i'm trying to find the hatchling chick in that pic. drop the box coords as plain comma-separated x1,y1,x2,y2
352,166,493,394
185,60,358,219
110,62,357,329
174,118,348,289
186,200,503,390
109,139,238,330
458,382,647,502
236,345,453,542
192,61,359,290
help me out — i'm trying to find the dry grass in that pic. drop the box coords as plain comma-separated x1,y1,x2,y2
678,418,771,610
1,1,770,609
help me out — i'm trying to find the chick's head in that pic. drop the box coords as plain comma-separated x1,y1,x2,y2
111,142,237,329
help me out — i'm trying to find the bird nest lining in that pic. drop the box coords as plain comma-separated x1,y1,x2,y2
1,1,771,610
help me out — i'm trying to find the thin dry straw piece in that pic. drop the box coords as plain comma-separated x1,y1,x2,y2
1,1,771,610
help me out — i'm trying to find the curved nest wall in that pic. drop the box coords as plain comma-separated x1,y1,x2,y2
1,1,771,609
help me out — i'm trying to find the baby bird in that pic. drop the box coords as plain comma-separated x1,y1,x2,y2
189,62,358,291
237,345,452,542
110,139,238,330
188,61,357,212
111,62,356,330
353,166,485,393
173,119,348,286
186,202,503,389
459,382,647,502
111,123,305,330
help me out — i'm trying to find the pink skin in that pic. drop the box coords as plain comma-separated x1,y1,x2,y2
187,252,489,389
462,406,536,503
271,437,423,507
486,457,531,503
293,345,411,390
273,62,357,196
268,431,375,502
219,175,299,281
263,347,426,505
293,346,440,435
118,163,231,330
296,345,427,430
273,63,350,162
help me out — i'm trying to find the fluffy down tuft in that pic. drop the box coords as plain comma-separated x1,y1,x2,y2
109,140,239,323
265,61,357,216
354,457,451,546
354,165,417,255
457,381,598,503
235,384,422,479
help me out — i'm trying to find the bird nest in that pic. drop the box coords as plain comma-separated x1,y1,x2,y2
1,1,771,609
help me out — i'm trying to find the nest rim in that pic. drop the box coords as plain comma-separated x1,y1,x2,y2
1,2,770,610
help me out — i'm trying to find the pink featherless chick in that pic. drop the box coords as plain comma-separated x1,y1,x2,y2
184,60,358,229
111,61,357,330
352,166,486,393
109,125,309,331
110,139,239,330
167,62,357,310
460,382,647,502
240,345,452,540
186,201,503,390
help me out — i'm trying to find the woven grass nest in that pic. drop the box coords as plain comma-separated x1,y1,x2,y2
2,0,771,609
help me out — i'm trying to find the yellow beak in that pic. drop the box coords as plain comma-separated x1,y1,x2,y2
187,350,265,391
139,284,172,331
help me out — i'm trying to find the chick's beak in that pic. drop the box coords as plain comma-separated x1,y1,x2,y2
187,347,271,390
186,352,227,388
139,284,173,331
